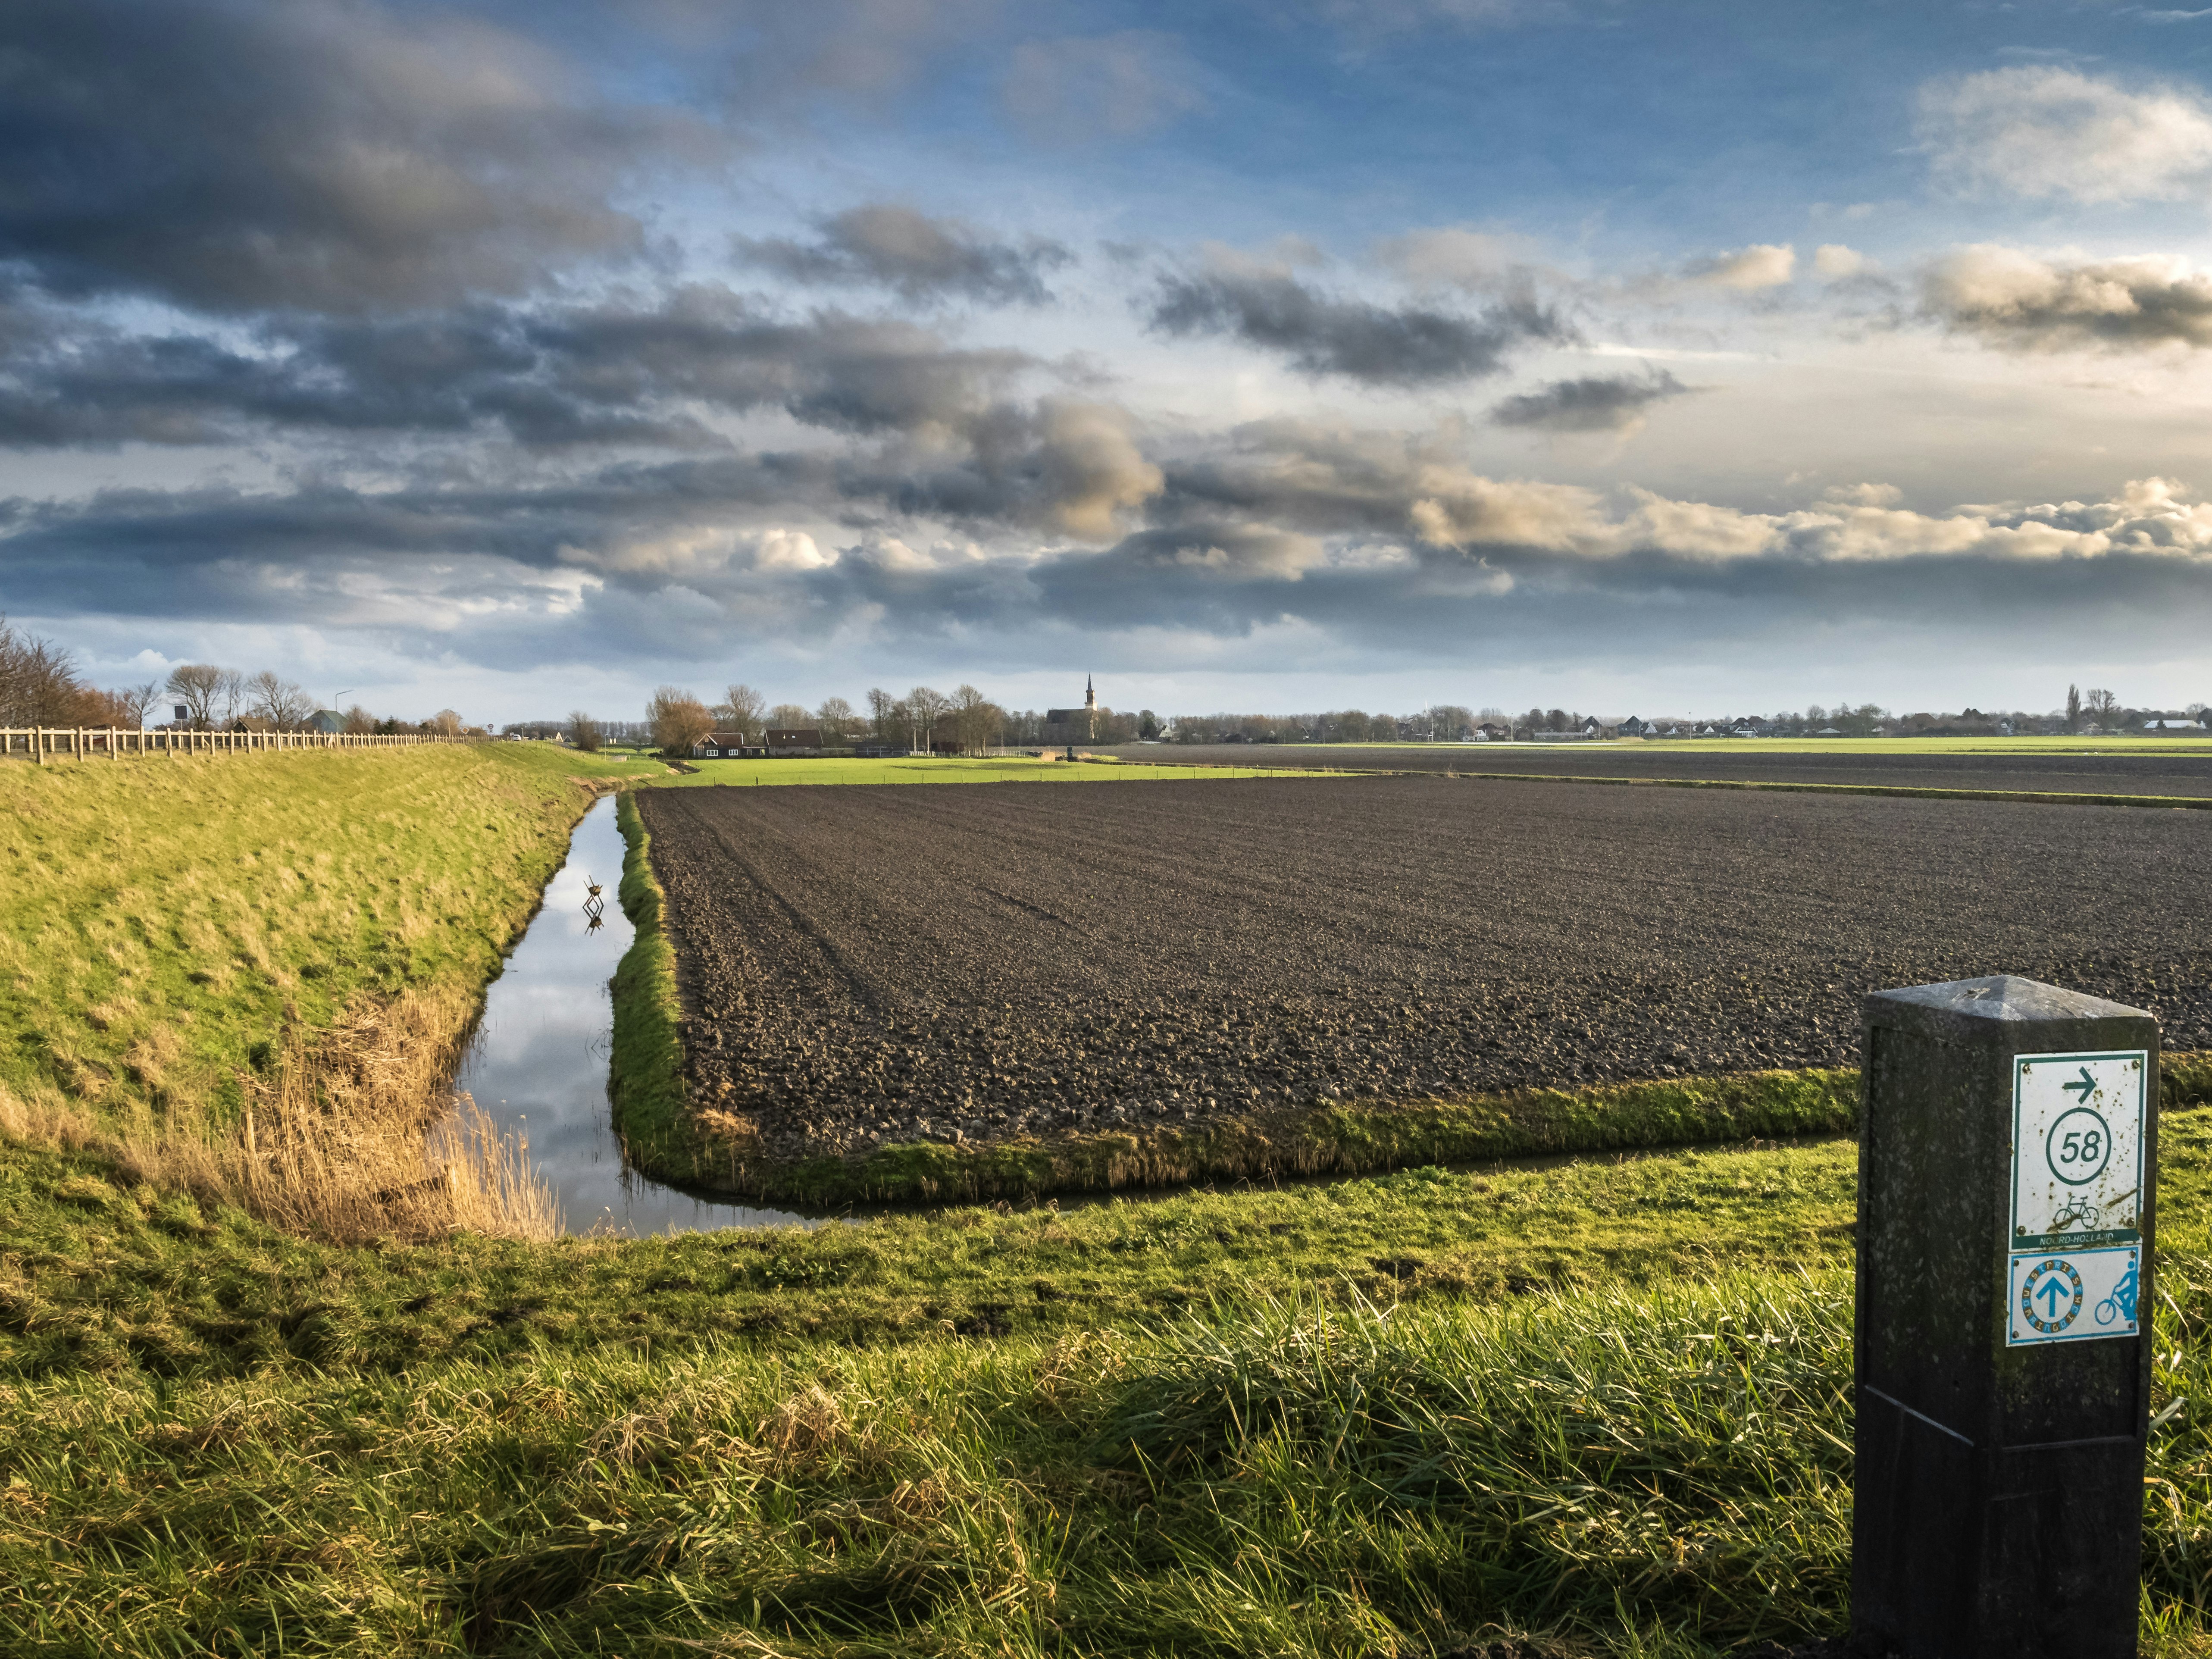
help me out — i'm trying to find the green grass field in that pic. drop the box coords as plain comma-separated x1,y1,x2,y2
7,1114,2212,1654
0,743,659,1136
659,754,1340,787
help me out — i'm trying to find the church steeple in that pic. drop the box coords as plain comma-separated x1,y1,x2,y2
1084,674,1095,711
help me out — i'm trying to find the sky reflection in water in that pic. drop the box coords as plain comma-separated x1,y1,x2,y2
455,795,819,1236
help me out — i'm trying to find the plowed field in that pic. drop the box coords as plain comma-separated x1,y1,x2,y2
638,776,2212,1158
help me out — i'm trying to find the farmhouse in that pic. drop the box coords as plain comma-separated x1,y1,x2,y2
694,730,761,758
764,727,824,757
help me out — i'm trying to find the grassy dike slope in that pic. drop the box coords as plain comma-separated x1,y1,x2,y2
7,1117,2212,1652
0,742,654,1132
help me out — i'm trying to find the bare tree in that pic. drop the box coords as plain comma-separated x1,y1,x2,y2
2084,688,2121,729
342,704,378,735
867,687,895,742
114,681,161,729
215,667,247,728
431,709,464,737
951,684,999,755
567,711,604,752
0,619,75,726
719,682,766,743
166,663,225,729
767,702,810,729
905,685,949,752
247,670,317,729
816,695,857,741
648,687,714,755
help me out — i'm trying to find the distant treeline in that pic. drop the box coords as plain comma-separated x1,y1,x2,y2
520,684,2212,757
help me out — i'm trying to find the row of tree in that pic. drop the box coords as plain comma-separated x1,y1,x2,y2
0,618,139,727
628,684,1024,757
0,618,476,736
562,679,2212,760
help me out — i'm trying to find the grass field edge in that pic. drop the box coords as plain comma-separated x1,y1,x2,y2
662,1067,1857,1207
651,1049,2212,1208
1117,758,2212,811
608,789,693,1175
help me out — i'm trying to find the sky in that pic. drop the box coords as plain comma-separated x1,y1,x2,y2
8,0,2212,722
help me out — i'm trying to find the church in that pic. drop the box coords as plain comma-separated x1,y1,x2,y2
1043,676,1102,747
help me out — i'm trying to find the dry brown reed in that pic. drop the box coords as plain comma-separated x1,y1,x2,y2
0,988,556,1243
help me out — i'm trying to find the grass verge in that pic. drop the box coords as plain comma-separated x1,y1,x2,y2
630,1054,2212,1211
608,789,690,1175
12,1108,2212,1653
0,1129,1860,1371
686,1067,1865,1208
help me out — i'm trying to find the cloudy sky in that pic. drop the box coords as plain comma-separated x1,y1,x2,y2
9,0,2212,721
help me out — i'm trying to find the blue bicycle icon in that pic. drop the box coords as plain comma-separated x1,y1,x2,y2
2096,1259,2140,1327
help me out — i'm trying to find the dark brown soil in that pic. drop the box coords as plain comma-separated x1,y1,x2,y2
638,776,2212,1160
1103,742,2212,798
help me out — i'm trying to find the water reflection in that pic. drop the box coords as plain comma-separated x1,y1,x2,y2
457,795,821,1235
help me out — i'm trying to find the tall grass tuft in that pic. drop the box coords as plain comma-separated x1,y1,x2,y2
0,986,555,1241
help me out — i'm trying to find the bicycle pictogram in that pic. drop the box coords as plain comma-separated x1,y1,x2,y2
2045,1185,2139,1235
2096,1256,2140,1327
2048,1195,2102,1232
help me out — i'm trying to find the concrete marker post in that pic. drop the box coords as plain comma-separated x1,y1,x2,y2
1853,974,2157,1657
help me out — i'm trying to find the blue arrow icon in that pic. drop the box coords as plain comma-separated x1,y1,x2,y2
2063,1066,2096,1102
2037,1276,2070,1317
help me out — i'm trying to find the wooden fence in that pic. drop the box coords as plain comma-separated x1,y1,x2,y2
0,727,476,763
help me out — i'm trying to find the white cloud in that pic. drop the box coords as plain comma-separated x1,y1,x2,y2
1813,244,1869,279
1917,67,2212,203
752,529,834,571
1035,399,1164,541
561,525,835,576
1690,243,1796,289
1374,225,1549,288
1402,467,2212,564
1822,483,1904,508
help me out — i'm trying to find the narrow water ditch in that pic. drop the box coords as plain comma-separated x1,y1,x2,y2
456,794,819,1235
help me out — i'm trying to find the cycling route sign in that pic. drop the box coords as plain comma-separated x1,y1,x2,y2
2006,1049,2146,1346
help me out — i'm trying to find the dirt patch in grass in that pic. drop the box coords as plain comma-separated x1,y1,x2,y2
637,776,2212,1179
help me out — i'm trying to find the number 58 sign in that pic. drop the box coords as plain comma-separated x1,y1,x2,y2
2007,1049,2146,1346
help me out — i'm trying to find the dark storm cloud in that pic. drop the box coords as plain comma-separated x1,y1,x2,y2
0,288,1041,450
735,206,1073,305
14,438,2212,687
0,0,715,314
1145,270,1574,384
1490,367,1692,432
